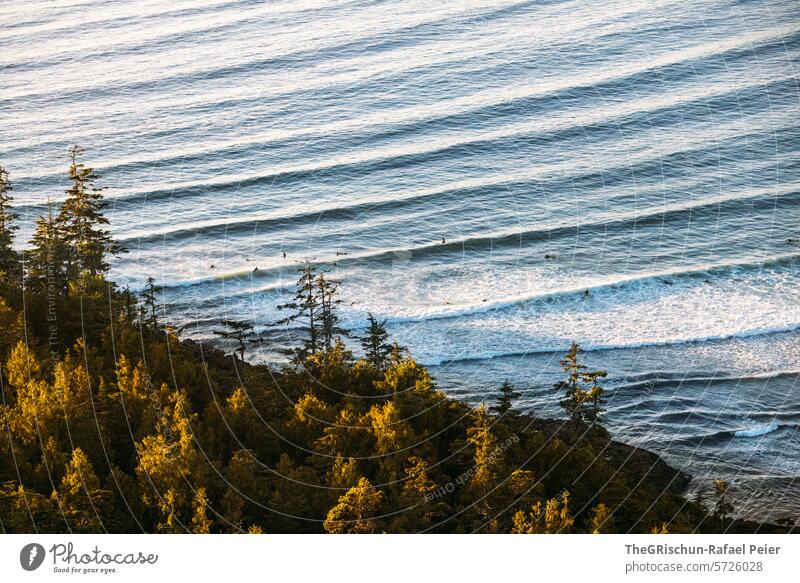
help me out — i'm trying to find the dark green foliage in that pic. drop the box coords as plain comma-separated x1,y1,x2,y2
0,166,20,284
213,319,255,362
26,201,70,295
57,145,126,279
277,260,320,359
490,380,519,415
713,479,734,530
555,342,607,431
140,276,161,327
360,313,393,371
316,272,347,352
276,261,348,360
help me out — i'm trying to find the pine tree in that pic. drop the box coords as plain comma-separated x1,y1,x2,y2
555,342,607,430
213,320,255,362
316,272,347,352
588,502,614,533
53,447,109,532
277,260,320,359
323,477,384,534
465,404,513,530
26,201,68,294
191,487,212,534
0,166,20,284
392,456,447,532
140,277,161,327
360,313,393,371
713,479,733,530
57,145,125,279
490,380,519,415
511,491,574,534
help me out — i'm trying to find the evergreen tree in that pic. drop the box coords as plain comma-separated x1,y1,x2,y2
512,491,574,534
316,272,347,352
360,313,393,371
588,502,614,533
140,276,161,327
0,166,20,284
213,320,255,362
191,487,213,534
392,456,447,532
53,447,110,533
277,260,320,359
26,201,68,294
713,479,733,530
555,342,607,430
490,380,519,415
57,145,125,279
323,477,384,534
466,405,503,525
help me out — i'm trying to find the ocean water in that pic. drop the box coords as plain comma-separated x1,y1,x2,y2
2,0,799,521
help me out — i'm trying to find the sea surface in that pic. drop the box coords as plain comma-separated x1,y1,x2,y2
2,0,799,522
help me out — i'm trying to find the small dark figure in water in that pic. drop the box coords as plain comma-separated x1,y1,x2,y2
441,237,446,244
482,298,487,302
544,253,557,260
210,264,215,269
704,279,711,284
787,238,799,244
253,267,259,273
584,290,590,298
336,251,348,256
662,279,673,285
282,251,286,258
245,256,252,262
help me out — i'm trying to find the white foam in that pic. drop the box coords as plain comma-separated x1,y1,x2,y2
735,422,779,438
346,261,800,366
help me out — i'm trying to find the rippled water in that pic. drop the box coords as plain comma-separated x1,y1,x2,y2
2,0,799,520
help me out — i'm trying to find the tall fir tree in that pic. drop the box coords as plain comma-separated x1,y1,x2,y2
555,342,607,430
26,200,69,294
213,320,255,362
0,166,20,284
57,145,125,280
316,272,346,353
713,479,733,530
360,313,393,371
277,260,320,359
490,380,519,415
140,276,160,327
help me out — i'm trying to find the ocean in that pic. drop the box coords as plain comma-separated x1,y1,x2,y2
2,0,799,521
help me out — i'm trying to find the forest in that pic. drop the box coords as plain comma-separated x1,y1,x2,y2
0,150,790,534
